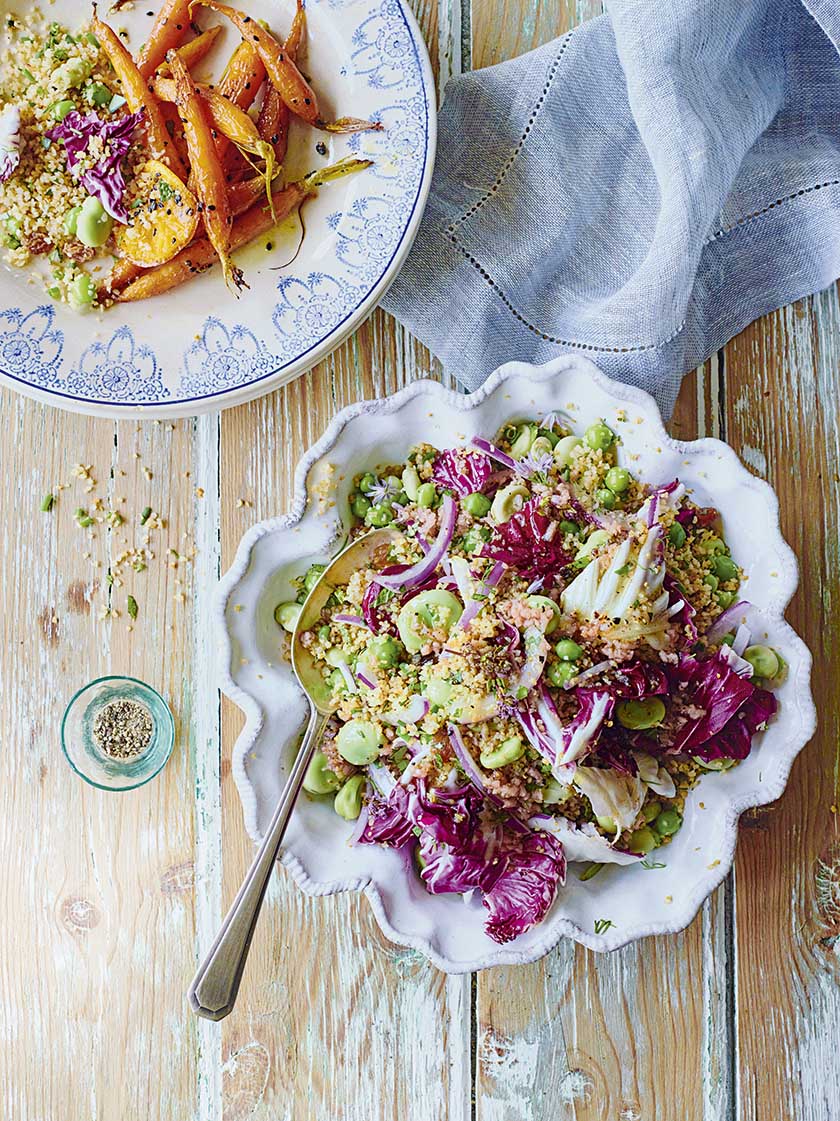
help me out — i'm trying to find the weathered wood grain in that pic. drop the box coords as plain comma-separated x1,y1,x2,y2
724,290,840,1121
0,398,199,1119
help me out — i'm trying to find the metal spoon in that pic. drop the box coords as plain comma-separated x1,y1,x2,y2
188,527,401,1021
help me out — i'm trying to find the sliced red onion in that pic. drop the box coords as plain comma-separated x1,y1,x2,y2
666,599,686,617
382,696,430,725
448,725,487,792
356,670,376,690
455,558,506,631
732,623,751,656
333,613,368,627
470,436,518,472
705,600,751,644
526,576,544,594
373,495,457,591
348,798,370,845
336,658,358,694
563,659,612,690
501,620,520,653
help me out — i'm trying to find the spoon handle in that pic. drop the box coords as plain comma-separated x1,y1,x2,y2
188,704,329,1020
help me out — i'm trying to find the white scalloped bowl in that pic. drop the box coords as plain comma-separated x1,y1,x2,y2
216,355,815,971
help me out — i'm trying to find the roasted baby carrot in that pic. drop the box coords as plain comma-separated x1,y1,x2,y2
91,8,187,175
154,76,277,208
169,24,223,70
258,0,305,161
216,39,265,108
137,0,193,78
191,0,378,132
115,157,371,301
167,49,243,291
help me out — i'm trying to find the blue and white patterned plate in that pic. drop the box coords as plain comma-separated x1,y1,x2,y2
0,0,435,417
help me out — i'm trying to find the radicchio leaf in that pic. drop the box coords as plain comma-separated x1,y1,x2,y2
482,827,566,944
482,498,572,581
47,108,144,222
611,660,669,699
666,650,756,754
694,687,778,761
432,448,493,496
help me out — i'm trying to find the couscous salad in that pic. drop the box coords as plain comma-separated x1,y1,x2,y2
276,415,784,944
0,1,371,311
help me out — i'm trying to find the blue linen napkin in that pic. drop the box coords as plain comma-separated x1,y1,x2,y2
383,0,840,416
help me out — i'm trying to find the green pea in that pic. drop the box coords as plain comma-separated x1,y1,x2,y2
49,98,75,121
668,523,687,548
712,554,739,581
605,466,631,493
336,719,382,766
559,519,581,537
743,644,780,679
628,827,659,855
654,809,683,837
575,529,609,562
365,503,393,528
480,735,525,769
642,800,662,824
542,776,572,804
351,493,371,518
463,491,491,517
334,774,366,820
368,634,402,668
416,482,437,508
703,573,719,591
554,638,583,661
86,82,112,107
596,487,618,510
463,525,491,554
358,472,377,494
701,534,726,555
490,482,530,524
716,591,736,609
303,563,326,593
553,435,583,467
303,750,341,795
616,697,666,730
76,196,113,248
529,436,554,459
526,594,562,634
509,423,536,458
67,272,96,309
62,205,81,237
546,661,577,688
274,601,301,632
584,420,615,451
401,465,421,502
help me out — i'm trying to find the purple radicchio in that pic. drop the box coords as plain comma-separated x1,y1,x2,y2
666,650,776,758
611,660,668,699
432,448,493,496
663,575,699,646
482,497,572,582
358,776,566,944
0,104,21,183
47,109,144,222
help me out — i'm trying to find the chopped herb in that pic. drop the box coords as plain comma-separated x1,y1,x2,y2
140,506,152,524
578,862,604,882
615,563,631,576
40,493,55,512
594,918,615,935
127,595,138,620
157,177,173,202
640,859,666,870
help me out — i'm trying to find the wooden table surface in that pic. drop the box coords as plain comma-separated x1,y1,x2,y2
2,2,838,1118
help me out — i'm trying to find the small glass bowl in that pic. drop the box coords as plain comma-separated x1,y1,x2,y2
61,676,175,791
